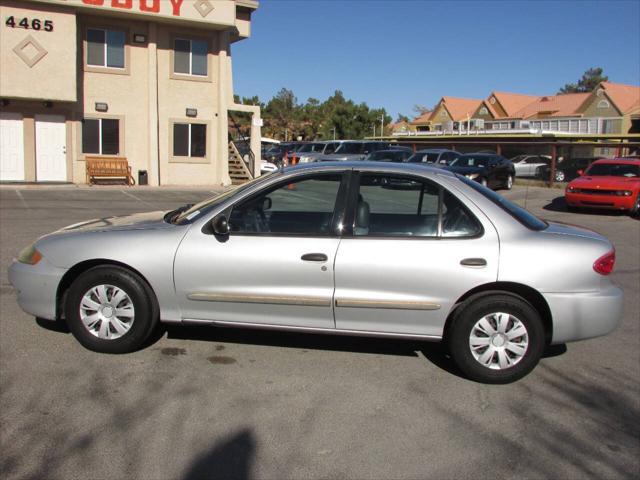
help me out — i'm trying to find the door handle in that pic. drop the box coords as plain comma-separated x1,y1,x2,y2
301,253,328,262
460,258,487,267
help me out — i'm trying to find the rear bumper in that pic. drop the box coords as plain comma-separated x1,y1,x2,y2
8,259,67,320
544,284,623,344
565,192,635,210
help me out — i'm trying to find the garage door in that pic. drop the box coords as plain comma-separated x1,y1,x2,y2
36,114,67,182
0,113,25,181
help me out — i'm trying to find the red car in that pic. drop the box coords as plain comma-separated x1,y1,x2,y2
565,158,640,216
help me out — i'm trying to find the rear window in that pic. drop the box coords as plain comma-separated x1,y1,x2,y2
459,176,548,231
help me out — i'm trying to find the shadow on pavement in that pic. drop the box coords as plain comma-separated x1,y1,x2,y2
182,429,256,480
543,195,630,217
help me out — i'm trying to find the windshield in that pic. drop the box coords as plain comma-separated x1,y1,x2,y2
334,143,363,154
459,175,547,230
451,155,488,168
174,174,275,224
585,163,639,177
408,152,440,163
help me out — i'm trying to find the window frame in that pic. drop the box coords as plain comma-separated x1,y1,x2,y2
169,120,210,164
83,25,129,75
170,34,212,82
344,171,484,240
80,116,122,157
224,172,351,238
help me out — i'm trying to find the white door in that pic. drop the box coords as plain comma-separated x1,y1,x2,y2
36,115,67,182
0,113,25,181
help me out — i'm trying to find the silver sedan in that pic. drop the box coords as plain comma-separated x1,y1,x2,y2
9,162,623,384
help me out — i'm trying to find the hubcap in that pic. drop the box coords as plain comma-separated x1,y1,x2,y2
469,312,528,370
79,284,135,340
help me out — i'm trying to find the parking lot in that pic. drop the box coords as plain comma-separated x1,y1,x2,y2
1,184,638,479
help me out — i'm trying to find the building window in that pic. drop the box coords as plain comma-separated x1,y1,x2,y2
440,110,447,117
87,28,125,68
82,118,119,155
597,99,610,109
173,123,207,157
174,38,208,76
479,107,488,115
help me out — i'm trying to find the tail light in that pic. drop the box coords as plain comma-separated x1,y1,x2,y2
593,249,615,275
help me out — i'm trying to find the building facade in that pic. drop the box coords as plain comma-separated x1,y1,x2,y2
0,0,261,185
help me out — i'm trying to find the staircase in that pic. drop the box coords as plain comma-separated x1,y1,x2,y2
228,141,254,185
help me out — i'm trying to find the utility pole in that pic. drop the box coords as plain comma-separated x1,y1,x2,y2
331,127,336,140
285,128,288,142
380,113,384,139
372,124,376,138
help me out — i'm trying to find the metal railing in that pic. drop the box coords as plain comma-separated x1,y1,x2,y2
228,112,255,178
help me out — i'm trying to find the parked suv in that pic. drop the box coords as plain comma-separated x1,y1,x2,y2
319,141,390,161
296,141,340,163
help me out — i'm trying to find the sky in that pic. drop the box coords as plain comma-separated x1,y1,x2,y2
231,0,640,119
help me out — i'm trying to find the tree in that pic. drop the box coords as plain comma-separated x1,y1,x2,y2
396,114,410,123
412,104,431,115
559,67,608,94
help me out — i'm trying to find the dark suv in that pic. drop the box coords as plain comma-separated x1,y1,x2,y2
539,157,602,182
443,153,516,190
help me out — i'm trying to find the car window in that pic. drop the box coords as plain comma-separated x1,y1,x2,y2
229,174,343,235
442,190,483,237
459,175,547,230
355,175,439,237
354,174,482,238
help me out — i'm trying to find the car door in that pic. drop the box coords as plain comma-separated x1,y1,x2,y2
333,172,499,337
173,172,348,328
486,156,501,187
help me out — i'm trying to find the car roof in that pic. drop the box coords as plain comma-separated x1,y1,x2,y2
591,158,640,166
282,161,456,178
458,153,496,157
415,148,454,153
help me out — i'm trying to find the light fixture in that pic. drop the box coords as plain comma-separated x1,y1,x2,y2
133,33,147,44
186,108,197,117
95,102,108,112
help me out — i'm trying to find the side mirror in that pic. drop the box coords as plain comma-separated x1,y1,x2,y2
577,169,584,176
211,214,229,235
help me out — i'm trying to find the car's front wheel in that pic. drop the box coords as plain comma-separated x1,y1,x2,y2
555,170,566,182
447,294,545,384
65,266,158,353
505,174,513,190
630,194,640,218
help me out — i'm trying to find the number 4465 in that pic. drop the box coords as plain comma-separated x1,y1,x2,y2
5,17,54,32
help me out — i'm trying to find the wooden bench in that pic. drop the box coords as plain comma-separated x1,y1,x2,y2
85,157,135,186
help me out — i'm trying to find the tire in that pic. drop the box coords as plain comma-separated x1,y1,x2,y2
631,194,640,218
505,174,513,190
535,166,543,179
65,266,159,354
447,294,545,384
555,170,565,182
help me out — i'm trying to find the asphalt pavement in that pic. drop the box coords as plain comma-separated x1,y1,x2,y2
0,183,638,480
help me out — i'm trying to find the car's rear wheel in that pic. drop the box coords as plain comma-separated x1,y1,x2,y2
447,294,545,384
555,170,566,182
65,266,158,353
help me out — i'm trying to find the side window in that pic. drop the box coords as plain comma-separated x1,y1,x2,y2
82,118,119,155
87,28,125,69
356,175,440,237
442,190,483,237
174,38,208,76
229,174,343,235
173,123,207,158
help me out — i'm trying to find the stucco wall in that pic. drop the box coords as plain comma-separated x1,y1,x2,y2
0,1,77,101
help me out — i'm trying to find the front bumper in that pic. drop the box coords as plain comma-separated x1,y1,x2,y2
565,192,635,210
544,284,623,344
8,259,67,320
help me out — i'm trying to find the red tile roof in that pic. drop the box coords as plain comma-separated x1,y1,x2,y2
438,96,483,121
514,93,590,118
410,111,432,125
600,82,640,114
490,92,541,118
